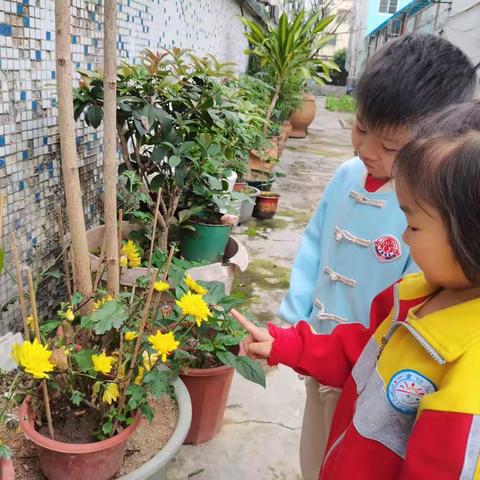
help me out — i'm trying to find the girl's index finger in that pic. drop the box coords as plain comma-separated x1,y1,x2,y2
230,309,264,337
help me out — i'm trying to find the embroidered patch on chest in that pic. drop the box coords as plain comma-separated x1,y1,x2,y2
387,370,436,414
373,235,402,262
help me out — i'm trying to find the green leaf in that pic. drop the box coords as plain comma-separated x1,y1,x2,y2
88,300,129,335
143,370,171,398
41,270,63,279
168,155,181,168
71,291,83,307
0,444,11,459
216,350,237,368
234,356,266,388
151,145,170,163
102,420,113,436
140,403,155,423
126,384,146,409
86,105,103,128
39,320,61,335
71,390,85,406
72,349,95,373
202,281,226,305
214,333,241,348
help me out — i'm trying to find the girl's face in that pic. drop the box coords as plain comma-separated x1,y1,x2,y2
396,181,471,289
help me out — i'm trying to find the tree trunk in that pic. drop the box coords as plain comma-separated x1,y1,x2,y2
263,81,281,135
103,0,119,295
55,0,93,309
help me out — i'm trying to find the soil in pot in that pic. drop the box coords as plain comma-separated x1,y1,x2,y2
253,192,281,220
0,396,177,480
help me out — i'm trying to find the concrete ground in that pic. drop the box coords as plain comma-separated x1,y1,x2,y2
166,97,355,480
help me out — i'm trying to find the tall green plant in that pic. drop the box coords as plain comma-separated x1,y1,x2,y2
241,10,339,132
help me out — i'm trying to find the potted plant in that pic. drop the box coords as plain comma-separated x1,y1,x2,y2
253,192,281,220
230,185,261,224
154,275,266,444
242,10,339,138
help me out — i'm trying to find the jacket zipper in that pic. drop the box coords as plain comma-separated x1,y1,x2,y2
399,322,446,364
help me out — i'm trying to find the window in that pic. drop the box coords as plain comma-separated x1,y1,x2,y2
379,0,398,14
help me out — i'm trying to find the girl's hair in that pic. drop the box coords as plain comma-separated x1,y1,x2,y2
394,131,480,282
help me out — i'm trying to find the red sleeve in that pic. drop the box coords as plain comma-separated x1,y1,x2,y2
267,321,371,388
400,410,478,480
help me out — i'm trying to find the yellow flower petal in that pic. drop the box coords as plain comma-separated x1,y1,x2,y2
102,383,119,405
185,275,208,295
120,255,128,268
142,350,159,371
176,291,212,327
91,352,115,375
154,280,170,293
11,339,54,379
134,367,145,385
147,331,179,363
125,331,138,341
121,240,142,268
65,309,75,322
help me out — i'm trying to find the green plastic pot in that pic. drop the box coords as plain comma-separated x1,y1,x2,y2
180,222,231,263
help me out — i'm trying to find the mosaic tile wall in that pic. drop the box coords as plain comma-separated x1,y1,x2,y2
0,0,263,333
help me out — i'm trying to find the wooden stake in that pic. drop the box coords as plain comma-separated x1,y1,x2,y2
152,245,176,318
56,207,72,300
93,238,107,293
0,194,5,238
25,267,55,440
147,189,162,269
10,233,29,340
103,0,120,296
55,0,93,311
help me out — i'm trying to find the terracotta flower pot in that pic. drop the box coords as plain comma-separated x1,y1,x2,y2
253,192,281,220
180,363,235,444
0,457,14,480
289,94,316,138
233,181,247,192
19,398,141,480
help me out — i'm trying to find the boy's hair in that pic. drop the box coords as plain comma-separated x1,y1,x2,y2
356,34,478,132
395,130,480,282
413,100,480,139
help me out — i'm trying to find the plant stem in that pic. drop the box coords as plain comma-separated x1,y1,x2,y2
10,233,29,340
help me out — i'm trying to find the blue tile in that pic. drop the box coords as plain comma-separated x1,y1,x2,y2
32,101,37,111
23,0,29,4
35,50,41,61
19,181,25,191
46,31,51,41
51,70,56,79
22,150,28,160
17,4,24,14
51,99,57,107
32,237,38,247
84,45,88,55
34,192,40,203
0,136,5,147
0,158,5,168
87,63,92,71
43,136,48,146
0,23,12,36
23,16,30,28
20,91,26,101
72,35,77,44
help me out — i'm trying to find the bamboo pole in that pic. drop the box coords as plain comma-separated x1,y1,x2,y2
56,207,72,300
54,0,93,312
10,233,29,340
147,189,162,269
103,0,119,296
25,268,54,440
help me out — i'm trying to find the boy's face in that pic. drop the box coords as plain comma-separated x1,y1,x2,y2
351,117,411,179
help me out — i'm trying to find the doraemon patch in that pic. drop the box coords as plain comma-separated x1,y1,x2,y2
387,370,436,414
373,235,402,262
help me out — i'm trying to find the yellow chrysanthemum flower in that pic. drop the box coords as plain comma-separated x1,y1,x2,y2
91,352,115,375
142,350,159,371
26,315,34,329
176,291,212,327
102,382,119,405
65,309,75,322
154,280,170,293
124,331,138,341
148,331,179,363
121,240,141,268
134,367,145,385
93,294,114,311
120,255,128,268
185,275,208,295
11,339,54,379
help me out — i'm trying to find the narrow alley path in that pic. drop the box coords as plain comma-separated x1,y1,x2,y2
166,97,355,480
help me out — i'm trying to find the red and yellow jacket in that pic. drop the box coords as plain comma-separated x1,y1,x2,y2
268,273,480,479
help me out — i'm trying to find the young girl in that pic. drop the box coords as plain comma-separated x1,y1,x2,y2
232,106,480,479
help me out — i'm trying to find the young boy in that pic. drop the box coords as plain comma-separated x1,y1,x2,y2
277,34,478,480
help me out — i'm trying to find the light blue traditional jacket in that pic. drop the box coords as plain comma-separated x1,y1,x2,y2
278,157,418,333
